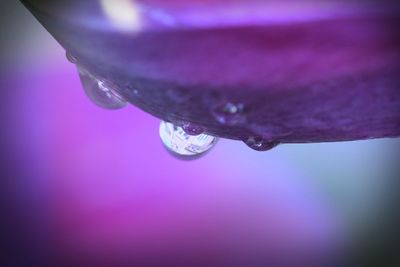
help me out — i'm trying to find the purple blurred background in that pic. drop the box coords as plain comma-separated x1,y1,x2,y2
1,1,400,266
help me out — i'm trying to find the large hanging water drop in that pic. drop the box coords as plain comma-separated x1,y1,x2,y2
159,121,218,158
78,68,127,110
244,136,280,151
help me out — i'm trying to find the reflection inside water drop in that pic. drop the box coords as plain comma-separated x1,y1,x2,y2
159,121,218,158
182,122,204,136
78,67,127,110
244,136,280,151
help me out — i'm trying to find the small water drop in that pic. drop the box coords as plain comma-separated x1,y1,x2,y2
182,122,204,136
166,87,190,103
244,136,279,151
159,121,218,158
66,51,78,64
212,102,246,125
78,68,127,110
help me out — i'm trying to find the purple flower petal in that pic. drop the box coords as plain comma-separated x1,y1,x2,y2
22,0,400,142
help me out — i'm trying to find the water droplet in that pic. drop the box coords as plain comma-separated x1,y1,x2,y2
182,122,204,136
78,68,127,110
159,121,218,158
212,102,246,125
166,87,190,103
244,136,279,151
66,51,78,64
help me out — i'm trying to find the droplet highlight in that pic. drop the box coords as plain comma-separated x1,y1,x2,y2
78,68,127,110
159,121,218,158
133,89,140,96
244,136,279,151
212,102,246,125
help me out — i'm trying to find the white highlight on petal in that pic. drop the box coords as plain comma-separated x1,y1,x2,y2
100,0,142,33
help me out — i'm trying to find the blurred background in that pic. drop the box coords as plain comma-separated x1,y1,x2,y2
1,1,399,266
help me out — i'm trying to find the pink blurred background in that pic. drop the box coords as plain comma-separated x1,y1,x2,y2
1,1,400,266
